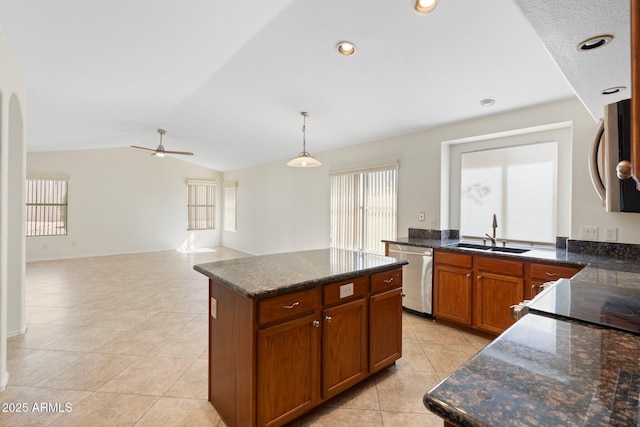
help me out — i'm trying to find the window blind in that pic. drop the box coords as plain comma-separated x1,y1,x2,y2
330,163,397,255
187,180,216,230
223,181,237,232
460,142,557,244
26,174,69,237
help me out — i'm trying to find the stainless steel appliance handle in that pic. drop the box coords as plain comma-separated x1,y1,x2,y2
589,119,606,204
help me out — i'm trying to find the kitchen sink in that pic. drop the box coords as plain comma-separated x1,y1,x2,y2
449,242,491,250
447,242,530,254
489,246,530,254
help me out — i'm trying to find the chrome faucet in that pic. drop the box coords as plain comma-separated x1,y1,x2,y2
485,214,498,247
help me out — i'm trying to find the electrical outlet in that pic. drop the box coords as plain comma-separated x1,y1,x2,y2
605,227,618,242
580,226,598,240
419,212,425,221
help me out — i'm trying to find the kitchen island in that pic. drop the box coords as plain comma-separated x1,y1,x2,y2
194,248,408,427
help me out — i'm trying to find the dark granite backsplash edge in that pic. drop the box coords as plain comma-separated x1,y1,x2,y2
567,239,640,261
408,228,459,240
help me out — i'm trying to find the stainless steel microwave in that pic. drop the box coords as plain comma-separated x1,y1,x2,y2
589,98,640,213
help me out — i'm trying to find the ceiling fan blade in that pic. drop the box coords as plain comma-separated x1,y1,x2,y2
131,145,158,152
163,150,194,155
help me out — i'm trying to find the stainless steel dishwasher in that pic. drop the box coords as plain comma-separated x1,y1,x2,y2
387,244,433,316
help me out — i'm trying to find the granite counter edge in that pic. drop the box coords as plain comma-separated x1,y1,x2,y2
193,260,408,299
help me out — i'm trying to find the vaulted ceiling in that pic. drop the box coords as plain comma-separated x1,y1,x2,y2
0,0,629,171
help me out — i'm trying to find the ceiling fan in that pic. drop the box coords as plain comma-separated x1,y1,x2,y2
131,128,194,157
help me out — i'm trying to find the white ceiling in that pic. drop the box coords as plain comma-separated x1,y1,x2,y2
0,0,629,171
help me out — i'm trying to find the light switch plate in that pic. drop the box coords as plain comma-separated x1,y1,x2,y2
340,283,354,299
210,297,217,319
579,226,598,240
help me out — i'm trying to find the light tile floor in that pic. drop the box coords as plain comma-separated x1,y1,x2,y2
2,248,492,427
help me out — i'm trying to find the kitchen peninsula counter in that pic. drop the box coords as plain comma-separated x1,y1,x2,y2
194,248,408,427
424,313,640,426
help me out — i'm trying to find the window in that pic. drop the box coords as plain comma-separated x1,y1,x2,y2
459,141,557,244
330,163,398,255
187,180,216,230
26,174,69,237
223,181,237,232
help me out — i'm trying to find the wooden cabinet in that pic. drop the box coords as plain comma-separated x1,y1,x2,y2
474,256,523,335
433,251,473,326
257,313,319,427
369,269,403,373
321,277,368,400
434,249,582,336
208,266,403,427
525,262,581,299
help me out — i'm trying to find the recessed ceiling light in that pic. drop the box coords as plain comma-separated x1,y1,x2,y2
576,34,613,51
414,0,437,14
337,41,356,56
600,86,626,95
479,97,496,107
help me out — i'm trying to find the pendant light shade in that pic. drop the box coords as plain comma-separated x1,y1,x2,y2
287,112,322,168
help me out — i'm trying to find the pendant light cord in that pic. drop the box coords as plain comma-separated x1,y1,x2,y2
301,112,308,154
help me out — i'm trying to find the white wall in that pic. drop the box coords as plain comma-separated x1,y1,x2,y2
223,97,640,256
26,147,223,261
0,19,27,391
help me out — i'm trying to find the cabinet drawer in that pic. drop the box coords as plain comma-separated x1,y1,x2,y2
434,251,473,268
323,276,367,307
530,263,581,280
258,288,318,326
476,256,523,276
371,268,402,293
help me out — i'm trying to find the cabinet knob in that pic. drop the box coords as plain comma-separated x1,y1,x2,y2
401,293,406,298
312,320,320,328
282,301,300,309
325,316,332,323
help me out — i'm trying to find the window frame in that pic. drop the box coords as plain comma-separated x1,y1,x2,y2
25,173,70,237
223,180,237,232
330,162,398,255
187,179,216,231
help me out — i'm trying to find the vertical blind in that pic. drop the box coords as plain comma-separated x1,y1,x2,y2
460,142,557,244
187,180,216,230
223,181,237,232
26,175,69,237
330,163,397,255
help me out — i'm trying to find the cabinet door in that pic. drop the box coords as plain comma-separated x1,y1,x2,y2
369,287,402,373
475,272,524,335
257,313,319,427
433,265,473,326
322,298,367,399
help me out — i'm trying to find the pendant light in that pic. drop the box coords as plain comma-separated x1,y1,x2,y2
287,112,322,167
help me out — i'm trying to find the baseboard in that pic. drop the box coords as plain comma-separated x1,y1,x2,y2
0,371,9,392
7,324,27,337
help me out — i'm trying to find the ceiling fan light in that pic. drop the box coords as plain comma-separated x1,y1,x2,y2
414,0,437,15
154,151,165,157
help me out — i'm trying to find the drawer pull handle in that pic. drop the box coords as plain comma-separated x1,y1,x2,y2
283,301,300,309
384,278,394,283
325,316,332,323
545,272,561,277
312,320,320,328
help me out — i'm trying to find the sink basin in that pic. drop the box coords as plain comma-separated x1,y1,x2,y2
489,246,530,254
449,242,490,250
447,242,530,254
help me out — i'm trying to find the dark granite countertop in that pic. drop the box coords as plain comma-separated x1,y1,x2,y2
424,313,640,427
384,237,640,276
193,248,408,298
